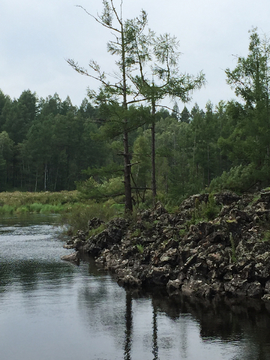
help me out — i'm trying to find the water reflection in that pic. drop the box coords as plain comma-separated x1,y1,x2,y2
79,258,270,360
152,303,158,360
150,293,270,360
1,215,270,360
0,259,74,292
124,292,132,360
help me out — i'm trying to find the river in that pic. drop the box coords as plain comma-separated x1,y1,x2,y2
0,214,270,360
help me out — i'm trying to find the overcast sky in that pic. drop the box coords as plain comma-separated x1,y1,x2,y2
1,0,270,111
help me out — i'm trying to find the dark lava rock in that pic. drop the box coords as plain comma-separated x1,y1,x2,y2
63,190,270,300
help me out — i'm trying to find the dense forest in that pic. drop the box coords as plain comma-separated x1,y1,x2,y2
1,27,270,209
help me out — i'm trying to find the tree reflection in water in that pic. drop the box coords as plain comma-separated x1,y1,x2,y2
79,267,270,360
153,293,270,360
123,294,159,360
124,292,132,360
152,302,158,360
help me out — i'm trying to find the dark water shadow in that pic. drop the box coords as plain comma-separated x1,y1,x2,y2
80,254,270,360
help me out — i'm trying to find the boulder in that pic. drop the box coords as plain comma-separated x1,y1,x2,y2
61,251,80,264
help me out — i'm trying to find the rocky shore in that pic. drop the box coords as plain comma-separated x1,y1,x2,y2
63,191,270,300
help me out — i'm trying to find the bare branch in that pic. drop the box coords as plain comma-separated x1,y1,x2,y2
67,58,124,92
76,4,120,33
110,0,122,26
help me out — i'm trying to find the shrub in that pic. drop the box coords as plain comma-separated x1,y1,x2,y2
189,193,221,224
202,193,220,221
209,164,258,193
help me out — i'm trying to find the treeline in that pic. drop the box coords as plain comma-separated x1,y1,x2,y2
0,92,107,192
1,28,270,206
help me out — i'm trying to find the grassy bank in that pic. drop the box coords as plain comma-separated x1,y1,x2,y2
0,191,124,234
0,190,82,215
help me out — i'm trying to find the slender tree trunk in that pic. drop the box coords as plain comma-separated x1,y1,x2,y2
266,69,270,181
123,129,133,213
54,165,59,191
207,144,210,186
151,98,157,203
121,22,133,213
20,164,23,189
44,162,48,191
35,170,38,192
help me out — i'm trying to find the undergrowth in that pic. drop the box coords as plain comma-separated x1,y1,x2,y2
60,199,122,234
183,193,221,230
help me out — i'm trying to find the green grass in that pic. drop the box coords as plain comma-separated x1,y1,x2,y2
0,204,16,215
136,244,144,254
131,228,141,238
28,202,44,213
0,191,84,216
88,223,106,237
179,228,187,237
0,190,81,208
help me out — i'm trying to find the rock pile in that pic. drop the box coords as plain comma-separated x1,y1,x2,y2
64,191,270,300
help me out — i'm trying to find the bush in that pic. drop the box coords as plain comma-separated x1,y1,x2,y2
202,193,220,221
185,193,221,227
209,164,258,193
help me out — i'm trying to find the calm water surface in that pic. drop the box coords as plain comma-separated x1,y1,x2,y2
1,215,270,360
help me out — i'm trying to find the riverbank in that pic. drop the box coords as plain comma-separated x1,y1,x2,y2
64,190,270,300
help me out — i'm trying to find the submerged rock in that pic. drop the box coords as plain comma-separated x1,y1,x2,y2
61,251,80,264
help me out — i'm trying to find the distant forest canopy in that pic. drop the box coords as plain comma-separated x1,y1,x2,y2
1,28,270,205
